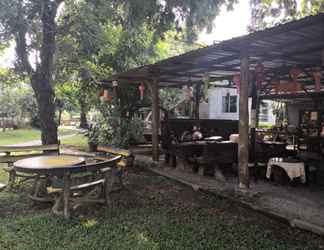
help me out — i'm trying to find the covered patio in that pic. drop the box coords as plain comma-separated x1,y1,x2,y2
102,13,324,184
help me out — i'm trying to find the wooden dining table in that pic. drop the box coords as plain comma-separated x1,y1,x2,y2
14,155,86,217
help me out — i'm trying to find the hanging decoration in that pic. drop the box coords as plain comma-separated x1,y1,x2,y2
312,68,322,92
202,73,210,101
255,62,264,89
289,67,302,93
233,73,241,94
138,83,145,101
182,85,193,101
100,88,112,102
112,80,118,97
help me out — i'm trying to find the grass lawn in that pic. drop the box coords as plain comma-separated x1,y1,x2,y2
0,128,77,146
61,133,88,151
0,129,41,146
0,169,323,250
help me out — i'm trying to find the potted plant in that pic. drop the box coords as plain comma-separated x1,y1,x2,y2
86,124,99,152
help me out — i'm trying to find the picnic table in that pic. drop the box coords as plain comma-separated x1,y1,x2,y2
14,155,121,218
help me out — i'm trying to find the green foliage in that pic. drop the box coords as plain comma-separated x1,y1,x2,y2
250,0,324,30
159,88,183,113
0,84,39,128
93,102,145,148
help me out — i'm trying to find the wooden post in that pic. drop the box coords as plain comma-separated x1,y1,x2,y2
63,172,71,219
194,83,201,119
238,52,250,190
151,78,160,162
250,81,257,164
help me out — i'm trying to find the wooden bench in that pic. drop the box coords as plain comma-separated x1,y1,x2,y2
95,146,134,188
46,156,121,217
96,146,133,168
0,144,60,186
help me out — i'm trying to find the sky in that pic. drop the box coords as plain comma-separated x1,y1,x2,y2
198,0,251,45
0,1,251,67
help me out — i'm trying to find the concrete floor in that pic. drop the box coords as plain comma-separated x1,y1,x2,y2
134,153,324,236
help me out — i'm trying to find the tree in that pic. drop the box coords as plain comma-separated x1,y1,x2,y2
250,0,324,30
0,0,65,144
1,0,236,144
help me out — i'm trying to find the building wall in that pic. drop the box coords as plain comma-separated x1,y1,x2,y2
208,87,239,120
206,87,276,124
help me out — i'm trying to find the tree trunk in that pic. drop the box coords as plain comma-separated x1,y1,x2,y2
79,99,88,129
14,0,61,145
31,1,60,145
31,75,58,145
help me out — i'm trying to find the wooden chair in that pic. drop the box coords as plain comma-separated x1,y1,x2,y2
0,144,60,187
96,146,134,187
47,155,122,217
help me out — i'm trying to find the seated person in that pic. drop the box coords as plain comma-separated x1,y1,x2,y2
192,126,203,140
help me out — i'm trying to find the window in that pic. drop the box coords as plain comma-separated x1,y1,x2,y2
259,102,269,122
222,94,237,113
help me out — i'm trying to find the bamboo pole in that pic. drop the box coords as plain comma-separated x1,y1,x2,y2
238,52,250,189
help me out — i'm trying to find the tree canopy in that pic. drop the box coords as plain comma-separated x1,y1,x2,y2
0,0,237,144
250,0,324,30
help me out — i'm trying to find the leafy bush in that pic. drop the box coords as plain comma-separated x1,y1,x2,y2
88,109,145,149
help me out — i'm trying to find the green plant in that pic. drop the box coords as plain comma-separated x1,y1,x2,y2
86,124,100,146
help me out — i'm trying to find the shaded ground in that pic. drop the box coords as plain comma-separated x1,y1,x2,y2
147,162,324,234
0,168,324,250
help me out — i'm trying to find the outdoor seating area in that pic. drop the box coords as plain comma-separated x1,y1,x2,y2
0,144,133,219
2,1,324,248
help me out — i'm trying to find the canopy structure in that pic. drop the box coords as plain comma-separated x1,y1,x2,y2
102,13,324,94
100,14,324,190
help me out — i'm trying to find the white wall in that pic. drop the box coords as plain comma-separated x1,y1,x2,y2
208,87,239,120
206,87,276,125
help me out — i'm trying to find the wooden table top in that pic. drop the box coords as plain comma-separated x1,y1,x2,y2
258,140,286,145
204,136,223,141
14,155,85,173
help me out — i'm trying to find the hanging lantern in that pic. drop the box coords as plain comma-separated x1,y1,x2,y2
312,68,322,92
233,73,241,94
289,67,302,93
100,89,112,102
255,63,264,89
183,85,193,101
138,83,145,100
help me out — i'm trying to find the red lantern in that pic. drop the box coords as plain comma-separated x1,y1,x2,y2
233,74,241,94
255,63,264,89
99,89,111,102
312,69,321,92
139,83,145,100
289,67,302,93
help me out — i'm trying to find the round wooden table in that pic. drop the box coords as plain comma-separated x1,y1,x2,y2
14,155,86,218
14,155,86,174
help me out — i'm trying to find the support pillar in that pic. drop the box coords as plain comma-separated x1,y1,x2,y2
194,83,201,120
151,79,160,162
238,52,250,190
250,81,257,165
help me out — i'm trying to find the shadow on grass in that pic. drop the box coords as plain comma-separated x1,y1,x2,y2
0,169,323,250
